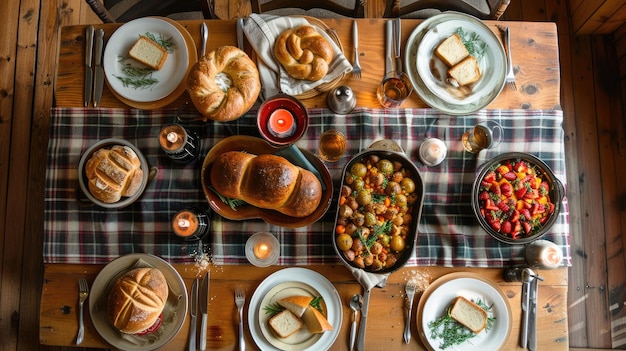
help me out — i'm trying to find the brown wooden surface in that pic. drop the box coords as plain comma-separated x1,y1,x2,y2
1,0,625,350
44,16,569,350
40,264,569,350
54,19,561,110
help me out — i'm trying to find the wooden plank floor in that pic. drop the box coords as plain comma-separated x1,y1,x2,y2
0,0,624,350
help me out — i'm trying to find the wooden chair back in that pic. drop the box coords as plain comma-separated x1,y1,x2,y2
85,0,215,23
384,0,510,19
250,0,364,18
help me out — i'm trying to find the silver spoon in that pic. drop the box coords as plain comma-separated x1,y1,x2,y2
349,294,363,351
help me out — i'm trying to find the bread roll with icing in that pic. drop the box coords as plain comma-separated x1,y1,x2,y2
85,145,144,203
107,268,169,334
186,46,261,122
274,25,334,82
209,151,322,218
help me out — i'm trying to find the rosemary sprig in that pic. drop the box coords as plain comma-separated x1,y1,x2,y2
143,32,175,53
455,27,487,61
427,299,495,349
114,56,158,89
209,187,247,211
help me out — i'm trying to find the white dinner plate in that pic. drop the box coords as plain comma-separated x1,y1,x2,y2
248,268,342,351
417,272,512,351
103,17,189,102
88,253,188,351
405,12,506,114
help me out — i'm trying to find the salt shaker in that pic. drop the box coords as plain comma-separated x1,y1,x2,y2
525,239,563,269
327,86,356,114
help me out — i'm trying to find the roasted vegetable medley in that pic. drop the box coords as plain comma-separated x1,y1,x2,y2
477,158,556,240
335,155,419,272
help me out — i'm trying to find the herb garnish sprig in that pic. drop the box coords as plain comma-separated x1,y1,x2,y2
427,299,495,349
455,27,487,61
263,296,324,316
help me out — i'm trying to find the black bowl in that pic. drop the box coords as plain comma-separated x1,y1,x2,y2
333,149,425,274
471,152,564,244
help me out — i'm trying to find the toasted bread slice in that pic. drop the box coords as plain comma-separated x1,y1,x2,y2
301,306,333,334
448,56,481,86
129,35,168,70
435,33,469,67
449,296,488,333
277,296,313,318
268,310,303,338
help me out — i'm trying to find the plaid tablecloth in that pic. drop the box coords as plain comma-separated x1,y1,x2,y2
44,107,570,267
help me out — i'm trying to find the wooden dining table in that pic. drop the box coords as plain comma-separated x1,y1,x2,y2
41,18,568,350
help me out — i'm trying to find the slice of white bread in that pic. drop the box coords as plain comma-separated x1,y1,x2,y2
449,296,488,333
435,33,469,67
277,296,313,318
448,56,481,86
301,306,333,334
129,35,168,70
268,310,303,338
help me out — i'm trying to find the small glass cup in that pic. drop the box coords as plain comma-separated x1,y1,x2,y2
461,120,503,153
376,72,413,108
245,232,280,267
318,129,346,162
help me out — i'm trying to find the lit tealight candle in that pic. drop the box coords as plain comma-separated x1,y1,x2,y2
267,109,296,138
254,242,271,259
419,138,447,167
245,232,280,267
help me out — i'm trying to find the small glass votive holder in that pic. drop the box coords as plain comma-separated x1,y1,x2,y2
376,72,413,108
461,120,503,153
245,232,280,267
419,138,447,167
318,129,347,162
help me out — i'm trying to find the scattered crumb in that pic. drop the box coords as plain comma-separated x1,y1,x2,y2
401,269,432,296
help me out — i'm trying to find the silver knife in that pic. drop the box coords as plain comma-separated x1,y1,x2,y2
201,23,208,57
520,269,533,349
92,28,104,107
385,20,393,75
236,18,244,50
84,26,94,107
393,18,402,74
199,272,210,351
189,279,198,351
528,276,539,351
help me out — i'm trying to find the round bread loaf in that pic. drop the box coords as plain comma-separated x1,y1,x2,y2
209,151,322,218
274,25,334,82
85,145,144,203
186,46,261,122
107,267,169,335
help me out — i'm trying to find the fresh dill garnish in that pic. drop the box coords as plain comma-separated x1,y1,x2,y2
427,299,495,349
455,27,487,61
143,32,175,53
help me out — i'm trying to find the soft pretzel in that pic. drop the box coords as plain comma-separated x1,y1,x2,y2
186,46,261,122
274,25,334,82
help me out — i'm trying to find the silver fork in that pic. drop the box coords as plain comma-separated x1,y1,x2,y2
351,20,362,80
403,282,416,344
76,278,89,345
235,288,245,351
497,25,516,91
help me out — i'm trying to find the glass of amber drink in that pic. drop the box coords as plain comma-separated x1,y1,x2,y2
462,120,503,153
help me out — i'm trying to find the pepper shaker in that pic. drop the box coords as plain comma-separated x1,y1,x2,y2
327,86,356,114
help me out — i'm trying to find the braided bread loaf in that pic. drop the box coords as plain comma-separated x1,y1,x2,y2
274,25,334,82
85,145,144,203
186,46,261,122
107,268,169,334
209,151,322,218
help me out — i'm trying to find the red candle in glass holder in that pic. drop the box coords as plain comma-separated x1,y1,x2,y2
267,109,296,138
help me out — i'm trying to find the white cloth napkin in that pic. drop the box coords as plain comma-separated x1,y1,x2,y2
243,13,353,99
349,266,390,290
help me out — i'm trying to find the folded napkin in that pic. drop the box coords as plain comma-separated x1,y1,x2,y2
243,13,353,99
349,266,390,291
